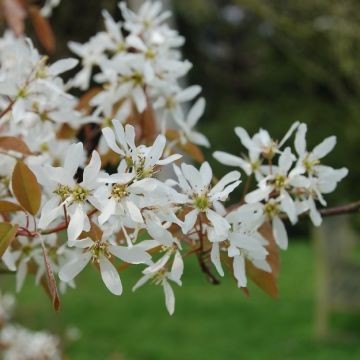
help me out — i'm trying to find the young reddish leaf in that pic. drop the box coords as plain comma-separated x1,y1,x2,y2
181,142,205,163
0,136,32,155
1,0,26,36
139,105,157,144
12,161,41,216
0,223,18,256
166,129,204,162
28,5,56,54
40,239,61,311
81,220,103,241
57,124,77,140
246,222,280,298
101,149,120,167
0,200,23,213
76,87,102,114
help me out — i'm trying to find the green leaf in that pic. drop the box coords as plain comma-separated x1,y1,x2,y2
12,161,41,216
0,223,18,256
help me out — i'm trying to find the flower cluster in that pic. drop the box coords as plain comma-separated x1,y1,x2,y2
0,1,349,315
0,292,62,360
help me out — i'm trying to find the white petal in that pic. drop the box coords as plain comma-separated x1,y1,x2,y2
308,198,322,226
67,205,85,242
132,86,147,113
234,127,254,150
181,163,202,191
272,217,288,250
279,121,299,148
59,252,92,282
280,192,297,224
163,280,175,315
213,151,250,173
99,255,123,295
144,134,166,168
200,162,212,187
64,143,83,177
102,127,123,154
98,198,116,225
210,171,240,196
16,259,28,292
295,123,307,156
312,136,336,160
278,147,294,174
233,255,247,288
109,245,151,264
206,209,230,238
170,251,184,285
49,58,78,76
210,242,224,276
144,252,171,274
245,187,271,203
124,199,143,223
187,97,205,128
157,153,182,166
182,209,198,233
82,150,101,187
132,274,151,291
38,197,62,229
175,85,201,102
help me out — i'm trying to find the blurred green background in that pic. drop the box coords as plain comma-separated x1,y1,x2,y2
3,242,360,360
4,0,360,358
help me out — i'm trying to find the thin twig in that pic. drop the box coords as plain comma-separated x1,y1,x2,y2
319,200,360,217
41,208,98,235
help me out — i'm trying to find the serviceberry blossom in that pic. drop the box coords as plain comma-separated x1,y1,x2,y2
174,162,241,239
0,292,63,359
0,1,351,316
59,234,151,295
38,143,101,243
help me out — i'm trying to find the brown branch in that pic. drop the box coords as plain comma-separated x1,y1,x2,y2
41,208,98,235
318,200,360,217
196,216,220,285
0,98,16,119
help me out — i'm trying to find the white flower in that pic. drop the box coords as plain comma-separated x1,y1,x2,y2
293,123,348,225
38,143,101,243
174,162,241,239
68,33,111,90
245,147,310,224
132,245,183,315
153,85,202,126
59,235,151,295
173,97,210,147
95,170,158,226
102,120,181,176
120,1,171,35
210,203,270,286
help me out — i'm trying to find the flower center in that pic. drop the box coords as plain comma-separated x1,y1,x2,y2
90,241,110,262
54,184,71,201
165,97,175,109
111,184,128,200
71,185,90,203
273,174,286,189
194,196,209,212
145,48,156,59
264,201,279,219
303,155,320,174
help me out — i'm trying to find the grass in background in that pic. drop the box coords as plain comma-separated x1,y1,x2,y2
3,241,360,360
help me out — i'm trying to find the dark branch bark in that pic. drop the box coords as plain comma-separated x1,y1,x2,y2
319,200,360,217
